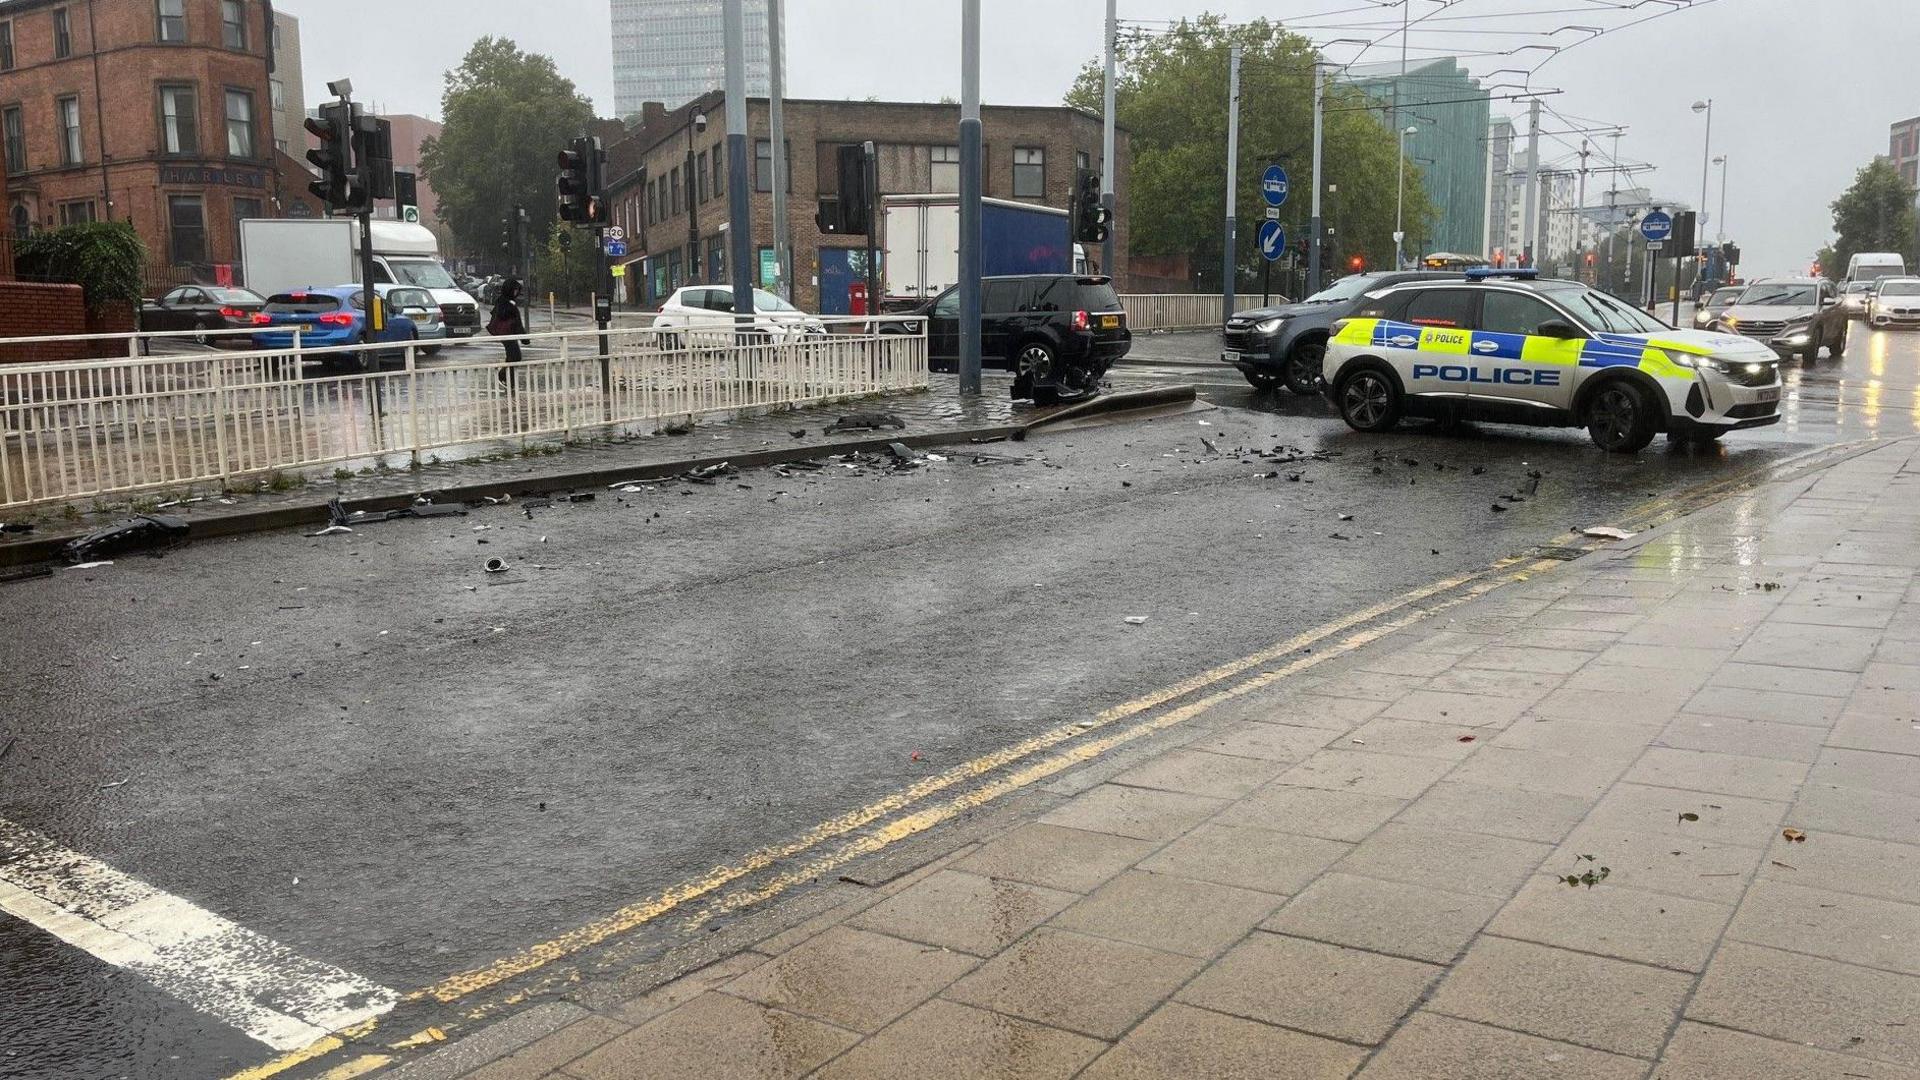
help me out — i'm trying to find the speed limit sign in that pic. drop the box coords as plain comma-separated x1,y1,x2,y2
606,225,625,241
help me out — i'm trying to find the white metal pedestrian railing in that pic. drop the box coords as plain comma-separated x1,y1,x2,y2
1117,294,1226,331
0,318,927,510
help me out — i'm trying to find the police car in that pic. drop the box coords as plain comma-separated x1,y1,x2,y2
1322,270,1782,453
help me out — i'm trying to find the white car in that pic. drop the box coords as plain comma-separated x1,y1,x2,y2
1323,270,1782,452
651,286,827,346
1867,277,1920,328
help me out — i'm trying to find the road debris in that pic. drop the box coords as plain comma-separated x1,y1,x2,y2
64,514,188,563
1559,854,1610,889
0,521,34,534
825,411,906,432
1582,526,1636,540
1782,828,1807,842
484,558,508,573
99,778,131,790
307,525,353,537
1123,615,1149,625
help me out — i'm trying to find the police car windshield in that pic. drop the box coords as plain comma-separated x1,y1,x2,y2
1303,274,1383,304
1737,284,1816,306
1550,286,1668,335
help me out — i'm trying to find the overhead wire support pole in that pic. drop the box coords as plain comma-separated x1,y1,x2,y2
767,0,789,300
957,0,983,395
722,0,755,337
1308,58,1324,295
1221,43,1242,327
1101,0,1117,280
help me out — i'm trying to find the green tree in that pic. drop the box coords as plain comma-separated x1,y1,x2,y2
1065,14,1429,293
419,37,596,258
1822,157,1918,276
529,221,600,308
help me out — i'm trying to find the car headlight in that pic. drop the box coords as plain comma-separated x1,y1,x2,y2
1721,316,1737,330
1253,317,1285,334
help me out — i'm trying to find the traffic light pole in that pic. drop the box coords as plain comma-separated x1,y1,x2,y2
1100,0,1117,279
599,225,613,418
1221,45,1242,326
723,0,755,339
1307,60,1324,296
359,210,377,346
862,141,879,325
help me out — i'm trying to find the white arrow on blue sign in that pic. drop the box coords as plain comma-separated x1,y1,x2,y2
1258,220,1286,261
606,239,628,257
1639,211,1673,242
1262,165,1289,208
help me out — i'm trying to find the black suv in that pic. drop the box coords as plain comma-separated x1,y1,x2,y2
886,275,1132,403
1223,271,1464,394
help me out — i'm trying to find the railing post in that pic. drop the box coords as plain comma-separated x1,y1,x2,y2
406,343,421,469
210,356,232,491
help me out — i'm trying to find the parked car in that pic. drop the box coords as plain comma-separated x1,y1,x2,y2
882,274,1131,403
249,287,419,372
1712,277,1846,361
652,285,827,346
1223,271,1465,394
1866,277,1920,329
1839,279,1877,320
1691,285,1743,329
139,285,266,344
375,284,447,354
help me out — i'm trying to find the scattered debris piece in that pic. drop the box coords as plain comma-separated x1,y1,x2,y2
888,442,917,461
1457,735,1476,742
1200,437,1219,455
1123,615,1149,625
825,411,906,432
1338,513,1353,521
308,525,353,537
1678,812,1701,823
1490,503,1508,513
99,778,131,790
1,522,36,534
564,492,596,503
910,751,923,762
662,419,694,435
1559,854,1610,889
484,558,508,574
790,429,807,438
1770,860,1796,870
1782,828,1807,843
1581,526,1636,541
64,514,188,563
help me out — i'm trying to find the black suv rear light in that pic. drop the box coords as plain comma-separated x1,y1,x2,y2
1072,310,1090,331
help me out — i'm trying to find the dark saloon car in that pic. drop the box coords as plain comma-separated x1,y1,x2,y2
139,285,266,344
1222,271,1464,394
885,275,1131,403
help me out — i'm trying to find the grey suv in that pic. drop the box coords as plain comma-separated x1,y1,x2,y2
1222,271,1464,394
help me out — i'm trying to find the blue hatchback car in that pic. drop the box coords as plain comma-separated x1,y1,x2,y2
251,287,419,370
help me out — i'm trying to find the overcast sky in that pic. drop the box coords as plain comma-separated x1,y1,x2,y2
286,0,1918,275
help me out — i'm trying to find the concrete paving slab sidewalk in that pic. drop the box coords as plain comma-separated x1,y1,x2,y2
359,436,1920,1080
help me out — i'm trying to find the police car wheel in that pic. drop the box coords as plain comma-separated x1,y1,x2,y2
1584,382,1656,453
1285,340,1327,395
1337,368,1401,433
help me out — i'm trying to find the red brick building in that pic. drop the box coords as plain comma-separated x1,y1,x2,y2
604,94,1129,314
0,0,317,289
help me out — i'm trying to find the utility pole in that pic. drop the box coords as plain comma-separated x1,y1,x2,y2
1576,139,1589,281
1100,0,1117,280
957,0,982,394
1221,43,1242,326
1308,59,1325,295
1521,97,1541,266
767,0,789,300
722,0,754,336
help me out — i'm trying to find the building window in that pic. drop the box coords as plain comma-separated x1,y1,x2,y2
754,139,789,193
0,21,13,71
670,165,681,216
221,0,246,48
168,195,206,265
58,199,95,226
160,85,198,156
232,196,261,259
156,0,186,42
2,107,23,175
1013,147,1044,198
646,179,657,225
10,202,29,237
711,145,722,197
696,150,708,203
58,96,82,166
224,89,255,158
1076,150,1091,172
930,145,959,193
270,79,284,111
708,234,724,282
52,8,71,58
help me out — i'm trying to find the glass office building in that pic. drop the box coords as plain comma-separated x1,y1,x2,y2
611,0,781,118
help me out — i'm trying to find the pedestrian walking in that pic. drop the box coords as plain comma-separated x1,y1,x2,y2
489,278,527,382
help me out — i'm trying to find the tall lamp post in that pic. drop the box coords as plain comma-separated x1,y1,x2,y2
1712,154,1728,242
1691,98,1712,236
1393,124,1417,270
687,111,707,280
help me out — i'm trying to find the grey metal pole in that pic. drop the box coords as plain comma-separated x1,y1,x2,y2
1221,43,1241,326
1697,99,1712,240
1308,60,1324,295
1521,97,1541,266
1715,154,1728,242
767,0,789,300
1100,0,1117,280
1575,139,1588,279
957,0,982,395
723,0,754,330
1394,127,1407,271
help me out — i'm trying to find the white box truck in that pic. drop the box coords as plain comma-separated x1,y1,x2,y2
881,194,1076,303
1845,252,1906,284
240,219,482,336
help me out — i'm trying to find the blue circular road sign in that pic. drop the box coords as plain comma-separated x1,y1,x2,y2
1640,211,1673,242
1258,220,1286,261
1262,165,1289,208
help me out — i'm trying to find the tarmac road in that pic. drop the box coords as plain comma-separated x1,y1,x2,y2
3,324,1913,1078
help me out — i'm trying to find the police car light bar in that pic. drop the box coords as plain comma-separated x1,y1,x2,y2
1464,267,1540,280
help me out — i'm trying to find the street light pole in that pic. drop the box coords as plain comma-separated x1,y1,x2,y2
1221,43,1242,326
722,0,754,332
1100,0,1117,280
687,112,706,281
1692,98,1712,237
767,0,789,299
1713,154,1728,242
957,0,982,395
1394,125,1415,270
1307,59,1324,295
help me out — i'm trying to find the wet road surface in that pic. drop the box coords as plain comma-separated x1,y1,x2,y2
7,317,1920,1078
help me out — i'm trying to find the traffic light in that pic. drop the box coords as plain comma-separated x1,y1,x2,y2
352,113,394,203
304,101,352,210
1348,254,1366,272
1585,252,1596,266
1721,241,1740,268
556,136,607,225
1072,169,1109,244
1670,210,1697,253
393,169,418,222
817,143,873,235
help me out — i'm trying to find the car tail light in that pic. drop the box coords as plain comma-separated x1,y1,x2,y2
318,312,354,326
219,307,245,319
251,313,272,325
1072,309,1090,331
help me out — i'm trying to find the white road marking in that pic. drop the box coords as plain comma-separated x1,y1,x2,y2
0,818,397,1051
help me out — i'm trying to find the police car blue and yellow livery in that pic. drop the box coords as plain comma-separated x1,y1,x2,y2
1322,273,1782,453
